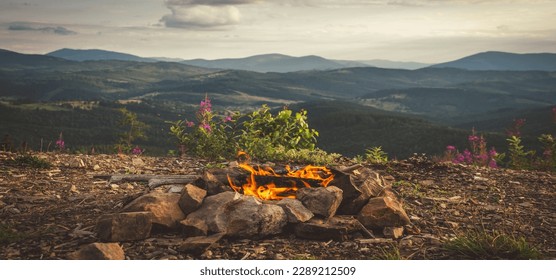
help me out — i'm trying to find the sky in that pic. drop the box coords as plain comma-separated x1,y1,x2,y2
0,0,555,63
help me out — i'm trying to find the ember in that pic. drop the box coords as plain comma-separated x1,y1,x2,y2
227,152,334,200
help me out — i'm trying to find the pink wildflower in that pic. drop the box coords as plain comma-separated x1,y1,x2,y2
201,123,211,132
488,159,498,168
56,139,65,149
132,146,143,155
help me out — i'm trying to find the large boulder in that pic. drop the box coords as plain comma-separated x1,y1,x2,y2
183,191,239,233
122,192,185,229
183,192,287,238
296,186,343,219
224,196,287,238
276,198,314,223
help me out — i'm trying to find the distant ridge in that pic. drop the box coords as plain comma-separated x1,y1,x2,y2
180,53,354,73
0,48,71,67
360,59,430,70
429,51,556,71
47,48,156,62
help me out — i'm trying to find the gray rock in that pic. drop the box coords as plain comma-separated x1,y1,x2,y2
276,198,314,223
224,195,287,238
122,192,185,229
68,243,125,260
185,192,287,238
184,191,239,233
96,211,152,242
166,185,185,193
178,184,207,215
296,186,343,218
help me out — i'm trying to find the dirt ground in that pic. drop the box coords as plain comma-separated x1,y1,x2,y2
0,151,554,260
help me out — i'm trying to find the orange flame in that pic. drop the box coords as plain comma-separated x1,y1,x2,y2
227,152,334,200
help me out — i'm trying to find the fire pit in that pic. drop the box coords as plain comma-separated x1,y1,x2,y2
74,158,413,259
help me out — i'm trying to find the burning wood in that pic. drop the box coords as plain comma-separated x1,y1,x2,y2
227,159,334,200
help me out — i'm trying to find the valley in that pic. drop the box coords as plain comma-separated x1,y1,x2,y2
1,48,555,159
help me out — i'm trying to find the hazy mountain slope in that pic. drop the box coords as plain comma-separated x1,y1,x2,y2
360,59,430,70
289,100,506,158
0,49,73,69
47,48,156,62
454,105,556,137
357,85,556,120
430,51,556,71
2,49,555,123
0,98,505,158
181,54,348,73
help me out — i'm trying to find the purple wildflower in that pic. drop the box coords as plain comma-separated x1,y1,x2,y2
453,153,465,164
488,159,498,168
55,139,65,150
132,146,143,155
475,153,488,162
463,149,473,164
199,96,212,115
223,115,232,122
446,145,456,151
185,120,195,127
468,135,479,142
488,147,497,157
201,123,211,132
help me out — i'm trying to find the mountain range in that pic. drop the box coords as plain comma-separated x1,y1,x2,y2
46,48,428,72
46,48,556,72
1,48,556,157
429,51,556,71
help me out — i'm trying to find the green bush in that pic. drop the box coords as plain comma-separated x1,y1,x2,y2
169,98,334,163
506,136,535,169
238,105,319,161
365,146,388,164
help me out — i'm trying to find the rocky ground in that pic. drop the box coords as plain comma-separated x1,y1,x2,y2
0,151,554,260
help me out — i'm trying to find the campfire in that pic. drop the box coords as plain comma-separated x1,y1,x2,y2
88,155,412,259
227,156,335,200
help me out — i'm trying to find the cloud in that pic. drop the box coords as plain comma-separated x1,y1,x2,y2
161,0,259,29
162,5,241,28
8,22,77,35
165,0,259,5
